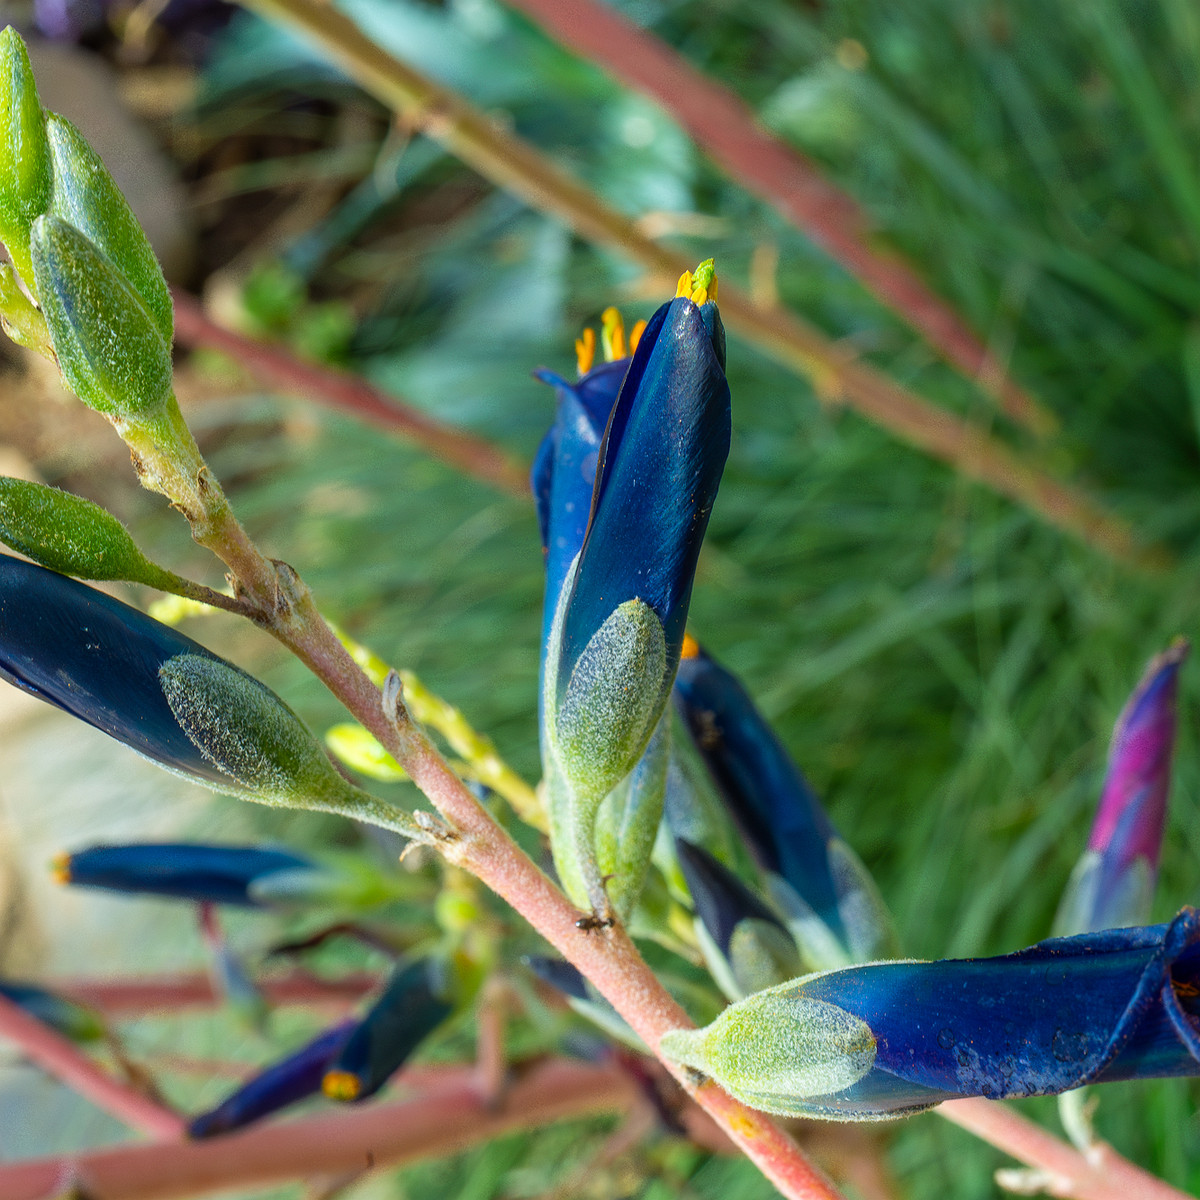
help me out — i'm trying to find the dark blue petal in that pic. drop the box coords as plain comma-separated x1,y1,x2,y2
673,645,842,936
60,843,316,906
188,1021,354,1138
796,910,1200,1116
324,958,453,1101
555,297,730,703
0,553,229,781
675,838,786,958
532,359,628,640
525,955,589,1001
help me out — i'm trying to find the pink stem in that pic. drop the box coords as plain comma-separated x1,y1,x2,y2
939,1099,1191,1200
0,1059,637,1200
171,290,530,497
499,0,1054,437
0,993,186,1141
57,971,377,1016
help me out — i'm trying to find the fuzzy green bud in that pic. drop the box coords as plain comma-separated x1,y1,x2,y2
0,476,174,585
660,985,877,1118
0,28,52,290
44,113,172,342
158,654,417,835
31,214,173,421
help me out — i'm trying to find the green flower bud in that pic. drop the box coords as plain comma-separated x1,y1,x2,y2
44,113,172,342
0,28,52,290
659,986,877,1118
158,654,416,834
0,476,174,585
31,214,173,421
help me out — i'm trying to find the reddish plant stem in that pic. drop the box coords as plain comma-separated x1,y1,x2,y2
171,291,529,497
232,0,1156,569
938,1099,1191,1200
0,993,186,1141
57,971,377,1016
0,1059,637,1200
499,0,1053,437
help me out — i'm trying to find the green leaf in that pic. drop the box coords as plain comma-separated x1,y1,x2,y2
44,113,173,342
0,476,173,585
0,27,51,291
31,214,173,421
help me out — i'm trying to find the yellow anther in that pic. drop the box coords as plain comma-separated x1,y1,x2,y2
681,632,700,660
50,851,71,885
322,1070,362,1101
675,270,693,298
575,326,596,376
629,319,647,354
600,306,626,361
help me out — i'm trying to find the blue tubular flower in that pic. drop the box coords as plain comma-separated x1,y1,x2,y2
322,958,454,1102
542,264,731,913
662,908,1200,1121
1056,640,1188,936
0,981,104,1042
525,955,642,1049
675,839,801,1000
188,1020,355,1139
55,844,317,906
0,554,410,830
673,640,892,968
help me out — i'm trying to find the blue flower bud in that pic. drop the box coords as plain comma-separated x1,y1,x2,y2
322,958,454,1102
662,908,1200,1120
0,980,104,1042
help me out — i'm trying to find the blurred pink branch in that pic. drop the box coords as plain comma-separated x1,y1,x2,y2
500,0,1054,437
0,992,186,1141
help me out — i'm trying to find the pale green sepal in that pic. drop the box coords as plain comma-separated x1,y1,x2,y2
159,654,418,837
0,28,52,291
607,713,670,922
0,262,52,357
546,762,589,910
31,215,172,421
566,992,646,1052
768,875,853,971
730,918,804,997
828,837,898,963
1057,1086,1100,1156
659,985,876,1118
555,598,668,803
325,722,408,782
44,113,172,341
1053,851,1102,938
694,917,744,1003
0,476,174,585
1052,850,1152,937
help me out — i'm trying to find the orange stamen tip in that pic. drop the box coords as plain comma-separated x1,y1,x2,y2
629,319,647,353
681,632,700,660
322,1070,362,1101
675,270,693,298
50,852,72,884
574,326,596,376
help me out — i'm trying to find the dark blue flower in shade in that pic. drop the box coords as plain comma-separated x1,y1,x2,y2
188,1021,355,1139
675,839,801,1000
55,843,318,907
662,908,1200,1121
0,980,105,1042
1056,640,1188,936
322,958,454,1102
672,640,892,968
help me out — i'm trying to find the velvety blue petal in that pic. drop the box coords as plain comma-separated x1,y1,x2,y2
795,911,1200,1116
673,646,842,937
555,297,730,702
675,838,786,957
326,958,452,1101
0,554,230,781
188,1021,354,1138
62,843,315,906
533,359,628,641
525,955,589,1001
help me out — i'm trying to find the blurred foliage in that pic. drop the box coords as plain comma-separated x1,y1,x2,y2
5,0,1200,1195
